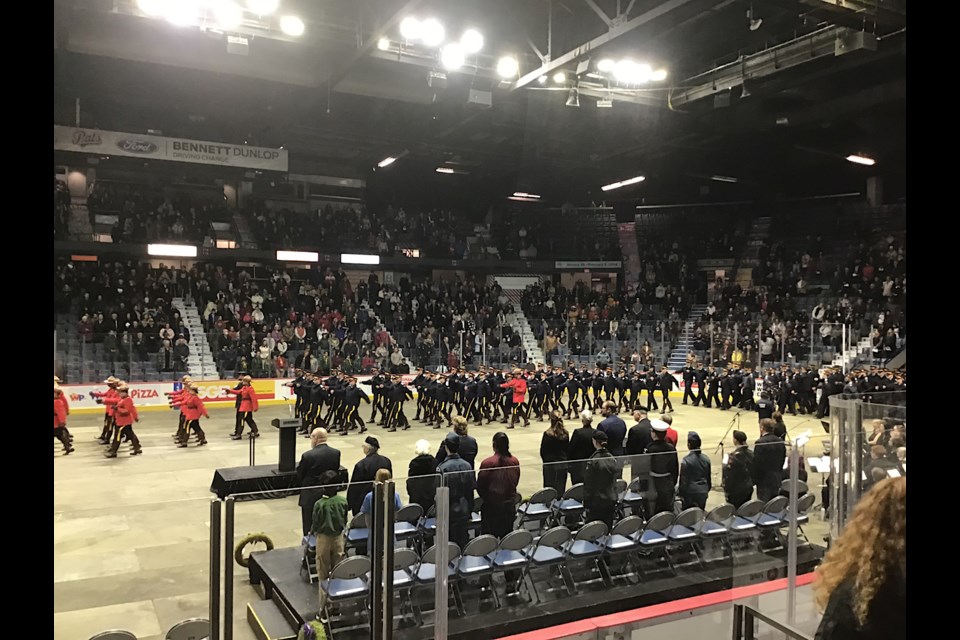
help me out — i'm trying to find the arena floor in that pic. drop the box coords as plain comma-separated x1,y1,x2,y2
53,397,830,640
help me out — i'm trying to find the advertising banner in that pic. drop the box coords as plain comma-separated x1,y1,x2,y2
62,378,277,410
54,125,288,172
555,261,622,270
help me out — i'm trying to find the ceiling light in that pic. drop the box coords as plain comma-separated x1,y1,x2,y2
460,29,484,54
601,175,646,191
341,253,380,265
497,56,519,78
246,0,278,15
512,192,541,199
613,60,635,83
377,37,390,51
436,167,455,174
276,250,318,262
164,0,201,27
651,68,668,82
597,59,615,72
377,157,397,168
747,4,763,31
553,71,566,84
280,15,305,36
846,154,876,166
537,75,548,85
421,18,445,47
440,43,465,70
633,63,652,84
711,175,738,183
400,17,422,40
148,244,198,257
213,2,243,30
137,0,164,17
565,88,580,108
508,196,541,202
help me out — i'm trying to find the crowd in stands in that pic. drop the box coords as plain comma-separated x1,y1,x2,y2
54,179,71,239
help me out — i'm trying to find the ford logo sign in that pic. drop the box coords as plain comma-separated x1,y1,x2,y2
117,139,158,154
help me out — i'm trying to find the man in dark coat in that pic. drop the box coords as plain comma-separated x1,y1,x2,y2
436,417,479,468
678,431,711,510
346,436,393,515
646,419,679,514
436,437,475,551
658,366,677,412
583,431,618,527
753,419,786,503
567,411,598,485
296,428,342,535
723,430,755,508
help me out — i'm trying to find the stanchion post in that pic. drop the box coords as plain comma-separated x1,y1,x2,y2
224,496,235,640
210,499,221,640
434,486,450,640
787,441,800,626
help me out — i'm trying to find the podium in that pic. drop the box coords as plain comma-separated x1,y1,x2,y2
271,418,303,473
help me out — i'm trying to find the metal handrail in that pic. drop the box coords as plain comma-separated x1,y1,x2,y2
733,604,814,640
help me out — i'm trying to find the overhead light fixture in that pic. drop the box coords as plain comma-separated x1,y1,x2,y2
565,87,580,108
633,63,653,84
399,17,422,40
553,71,566,84
711,175,738,183
280,15,305,36
613,60,634,83
497,56,519,78
436,167,455,174
508,196,540,202
377,37,390,51
246,0,278,15
377,156,397,168
148,244,198,258
137,0,164,17
601,175,646,191
846,154,876,166
164,0,201,27
213,2,243,30
747,4,763,31
421,18,445,47
596,98,613,108
741,82,752,98
276,250,318,262
512,192,541,199
537,75,548,85
440,43,465,70
341,253,380,265
651,68,668,82
460,29,484,54
597,59,615,72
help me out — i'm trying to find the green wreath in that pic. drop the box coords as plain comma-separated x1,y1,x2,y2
234,532,275,568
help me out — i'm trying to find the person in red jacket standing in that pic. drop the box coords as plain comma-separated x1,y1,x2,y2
92,376,119,445
228,375,260,440
104,383,142,458
53,384,75,455
500,370,529,429
173,384,209,448
53,377,74,445
166,375,193,444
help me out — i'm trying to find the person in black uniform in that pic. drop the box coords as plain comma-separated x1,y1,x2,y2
720,369,736,410
753,419,786,502
740,367,756,411
682,364,697,405
706,366,721,409
296,427,342,534
658,366,677,412
411,368,426,421
630,371,645,412
591,368,605,410
817,367,844,419
795,367,814,415
617,369,632,413
694,365,708,407
647,419,680,514
756,391,775,422
567,410,597,486
433,375,453,429
583,430,618,528
530,372,549,420
723,430,754,508
386,375,413,432
477,372,493,424
340,377,371,435
678,431,711,510
346,436,393,516
307,375,329,432
563,371,582,419
463,373,480,424
645,369,660,412
361,368,386,424
777,368,798,416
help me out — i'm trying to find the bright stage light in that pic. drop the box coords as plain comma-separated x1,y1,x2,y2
164,0,201,27
341,253,380,265
460,29,484,54
512,192,541,199
148,244,198,258
846,154,876,166
601,175,645,191
280,15,305,36
597,58,615,72
377,37,390,51
137,0,165,17
651,68,668,82
553,71,566,84
634,63,652,83
440,43,465,70
613,60,635,83
213,2,243,30
436,167,455,174
421,18,445,47
377,156,397,168
537,75,548,84
276,250,318,263
497,56,519,78
246,0,278,15
400,17,422,40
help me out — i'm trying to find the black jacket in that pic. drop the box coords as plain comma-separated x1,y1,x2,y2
753,433,786,490
815,574,906,640
406,453,439,513
679,451,712,500
597,415,627,457
723,445,755,497
568,425,598,462
540,431,569,463
347,452,393,514
626,420,653,455
583,448,619,510
296,443,342,507
436,433,479,469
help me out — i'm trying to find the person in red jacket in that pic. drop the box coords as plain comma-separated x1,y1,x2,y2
500,370,529,429
92,376,120,445
53,384,74,455
172,384,209,448
104,383,142,458
228,375,260,440
53,377,74,444
166,375,194,445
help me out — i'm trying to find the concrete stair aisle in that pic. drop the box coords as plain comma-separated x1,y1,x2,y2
172,297,218,378
830,335,874,371
233,211,259,249
666,304,708,370
503,309,545,366
618,222,642,293
734,216,771,288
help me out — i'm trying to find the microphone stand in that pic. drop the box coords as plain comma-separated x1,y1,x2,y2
715,409,744,454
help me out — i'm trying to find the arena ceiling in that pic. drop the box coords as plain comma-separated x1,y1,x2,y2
53,0,906,204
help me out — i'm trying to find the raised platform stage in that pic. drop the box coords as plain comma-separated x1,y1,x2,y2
244,544,825,640
209,465,298,500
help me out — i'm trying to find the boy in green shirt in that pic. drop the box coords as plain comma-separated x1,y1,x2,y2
311,470,348,613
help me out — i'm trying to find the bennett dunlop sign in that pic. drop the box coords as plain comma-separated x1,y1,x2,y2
54,125,288,172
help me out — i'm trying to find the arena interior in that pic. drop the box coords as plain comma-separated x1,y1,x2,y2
53,2,906,639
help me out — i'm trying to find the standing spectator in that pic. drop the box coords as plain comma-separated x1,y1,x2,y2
596,401,627,457
158,339,174,372
407,439,439,513
311,470,348,617
646,419,679,514
678,432,711,510
477,432,521,539
567,410,597,486
540,410,569,495
813,478,905,640
583,430,618,527
436,416,479,469
723,430,755,508
753,419,787,503
347,436,393,516
296,428,341,536
436,436,475,551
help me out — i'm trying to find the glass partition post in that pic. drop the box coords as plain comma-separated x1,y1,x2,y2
224,496,235,640
434,485,450,640
787,440,800,625
209,499,221,640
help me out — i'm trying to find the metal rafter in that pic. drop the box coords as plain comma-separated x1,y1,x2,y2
584,0,614,27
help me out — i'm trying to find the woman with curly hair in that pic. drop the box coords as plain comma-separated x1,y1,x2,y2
813,476,905,639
